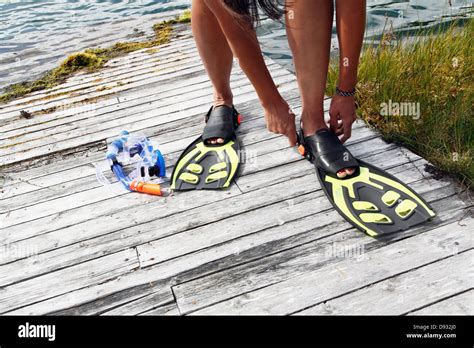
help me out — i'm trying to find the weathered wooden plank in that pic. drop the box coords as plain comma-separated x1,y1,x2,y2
0,134,400,251
0,110,366,213
0,248,139,314
58,31,197,84
139,302,180,316
173,216,473,315
9,191,463,315
0,87,306,186
0,109,283,212
24,38,199,97
295,250,474,315
0,51,205,122
0,145,433,298
0,59,284,140
0,87,301,203
0,76,297,166
0,49,231,134
0,49,205,135
0,45,272,128
0,36,199,117
101,285,175,316
0,66,274,148
0,182,241,245
0,33,192,108
0,147,439,293
0,174,319,283
48,281,171,316
408,290,474,315
0,68,293,153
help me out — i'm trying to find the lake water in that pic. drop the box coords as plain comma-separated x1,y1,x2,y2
0,0,472,91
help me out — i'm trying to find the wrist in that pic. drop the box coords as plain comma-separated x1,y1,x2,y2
335,86,356,97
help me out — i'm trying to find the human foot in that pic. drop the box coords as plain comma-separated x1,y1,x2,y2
202,105,241,146
300,117,355,178
297,127,358,179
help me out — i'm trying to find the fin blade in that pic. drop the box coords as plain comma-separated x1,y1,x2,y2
171,136,240,191
317,161,436,237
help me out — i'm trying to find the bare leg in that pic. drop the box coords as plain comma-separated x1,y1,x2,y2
192,0,233,108
194,0,297,145
285,0,332,135
191,0,233,144
286,0,353,177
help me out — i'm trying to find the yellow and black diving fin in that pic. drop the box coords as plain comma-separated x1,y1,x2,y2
297,128,436,237
171,105,242,191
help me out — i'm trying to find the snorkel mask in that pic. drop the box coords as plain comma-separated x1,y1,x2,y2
96,131,166,196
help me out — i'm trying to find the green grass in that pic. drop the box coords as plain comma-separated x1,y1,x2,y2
0,10,191,103
327,19,474,188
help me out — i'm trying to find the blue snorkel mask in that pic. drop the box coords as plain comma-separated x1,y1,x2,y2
97,131,166,196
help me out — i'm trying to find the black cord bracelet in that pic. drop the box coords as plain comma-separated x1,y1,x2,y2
336,86,356,97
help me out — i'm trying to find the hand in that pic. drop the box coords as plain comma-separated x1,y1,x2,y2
328,95,357,143
263,99,297,146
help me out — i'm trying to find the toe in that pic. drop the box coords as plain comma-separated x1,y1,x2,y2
217,138,224,144
345,168,355,176
337,170,347,179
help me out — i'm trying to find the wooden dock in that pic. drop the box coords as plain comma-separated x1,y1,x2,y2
0,26,472,316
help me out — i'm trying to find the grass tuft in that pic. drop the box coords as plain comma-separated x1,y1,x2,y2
327,19,474,188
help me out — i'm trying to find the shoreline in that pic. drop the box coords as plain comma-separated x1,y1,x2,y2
0,10,191,104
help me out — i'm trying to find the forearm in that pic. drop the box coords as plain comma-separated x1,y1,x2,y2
335,0,366,90
203,0,281,106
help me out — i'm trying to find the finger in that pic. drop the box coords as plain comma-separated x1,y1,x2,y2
335,127,344,136
267,124,278,134
328,109,339,132
285,122,297,145
273,126,282,135
340,123,352,144
287,131,297,146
